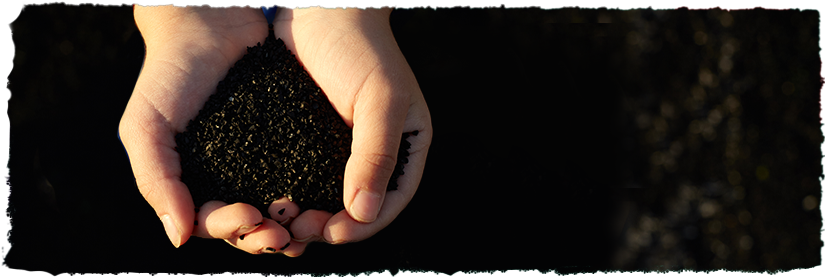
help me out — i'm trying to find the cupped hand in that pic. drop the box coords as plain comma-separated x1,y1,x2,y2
118,5,432,256
269,7,432,256
119,5,295,254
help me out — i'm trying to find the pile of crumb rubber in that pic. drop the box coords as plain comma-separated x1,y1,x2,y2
175,25,415,215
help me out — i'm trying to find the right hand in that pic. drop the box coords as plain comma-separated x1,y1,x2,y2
119,5,297,254
266,7,432,256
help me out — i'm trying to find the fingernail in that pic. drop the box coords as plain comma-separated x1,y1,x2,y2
161,214,181,248
236,224,258,236
350,190,382,223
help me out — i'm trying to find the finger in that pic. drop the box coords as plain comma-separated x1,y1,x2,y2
119,94,195,248
282,209,332,257
267,197,300,225
290,209,333,243
343,64,416,223
225,218,291,254
193,201,263,239
281,241,309,257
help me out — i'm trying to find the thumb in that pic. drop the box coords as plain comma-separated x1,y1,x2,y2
119,93,195,248
343,77,410,223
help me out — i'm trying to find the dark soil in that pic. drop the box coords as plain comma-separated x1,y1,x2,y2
174,25,413,215
5,4,822,275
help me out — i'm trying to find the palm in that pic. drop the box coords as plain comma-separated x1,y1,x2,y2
125,11,270,208
139,9,269,133
272,8,393,125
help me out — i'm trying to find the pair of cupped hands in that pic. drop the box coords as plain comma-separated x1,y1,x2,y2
118,5,431,256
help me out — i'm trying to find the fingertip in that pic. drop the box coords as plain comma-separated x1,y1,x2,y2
176,234,191,248
282,241,308,257
268,197,300,225
290,209,333,241
160,214,182,248
160,209,195,248
227,202,265,229
164,194,196,248
200,202,264,239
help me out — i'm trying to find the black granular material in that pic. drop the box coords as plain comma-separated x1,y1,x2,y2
175,25,415,215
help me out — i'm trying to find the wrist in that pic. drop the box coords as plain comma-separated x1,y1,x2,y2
279,0,398,26
134,5,267,48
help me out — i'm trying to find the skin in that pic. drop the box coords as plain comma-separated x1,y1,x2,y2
119,5,432,256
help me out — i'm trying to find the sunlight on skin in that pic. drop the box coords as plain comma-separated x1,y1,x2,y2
121,5,432,255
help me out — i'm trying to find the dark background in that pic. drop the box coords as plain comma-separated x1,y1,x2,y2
5,4,823,275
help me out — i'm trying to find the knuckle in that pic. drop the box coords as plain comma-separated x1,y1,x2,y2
134,174,177,206
357,151,397,176
134,175,158,200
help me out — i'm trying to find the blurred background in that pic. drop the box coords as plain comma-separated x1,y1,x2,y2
5,4,822,274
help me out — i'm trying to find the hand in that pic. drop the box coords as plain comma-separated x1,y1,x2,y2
119,5,293,254
119,0,432,256
269,7,432,255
